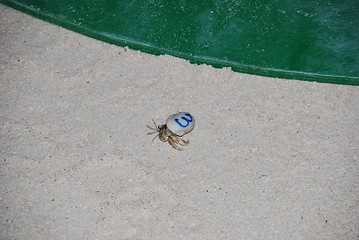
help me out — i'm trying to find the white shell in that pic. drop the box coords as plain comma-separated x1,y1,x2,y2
166,112,195,136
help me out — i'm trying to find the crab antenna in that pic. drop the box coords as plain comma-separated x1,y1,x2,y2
152,119,158,129
151,133,159,142
147,119,160,134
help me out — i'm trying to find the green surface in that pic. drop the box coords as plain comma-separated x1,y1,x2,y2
2,0,359,85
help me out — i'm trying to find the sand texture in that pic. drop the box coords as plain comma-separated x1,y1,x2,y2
1,4,358,240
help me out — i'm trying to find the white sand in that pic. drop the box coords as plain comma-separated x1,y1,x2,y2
1,4,358,240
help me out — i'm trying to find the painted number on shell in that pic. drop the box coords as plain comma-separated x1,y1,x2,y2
174,113,193,128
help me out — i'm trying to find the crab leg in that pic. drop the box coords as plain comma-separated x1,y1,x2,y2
176,137,189,146
168,137,182,151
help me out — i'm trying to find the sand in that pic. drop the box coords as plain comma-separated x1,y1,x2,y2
0,4,358,240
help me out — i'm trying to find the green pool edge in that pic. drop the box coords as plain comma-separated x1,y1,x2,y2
2,1,358,86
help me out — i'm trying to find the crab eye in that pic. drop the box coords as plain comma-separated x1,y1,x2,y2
166,112,195,136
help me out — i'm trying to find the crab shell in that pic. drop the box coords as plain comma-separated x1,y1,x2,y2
166,112,195,136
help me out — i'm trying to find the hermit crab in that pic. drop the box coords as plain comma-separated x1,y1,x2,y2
147,112,195,150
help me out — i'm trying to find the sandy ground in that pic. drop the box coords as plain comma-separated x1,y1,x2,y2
0,4,358,240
